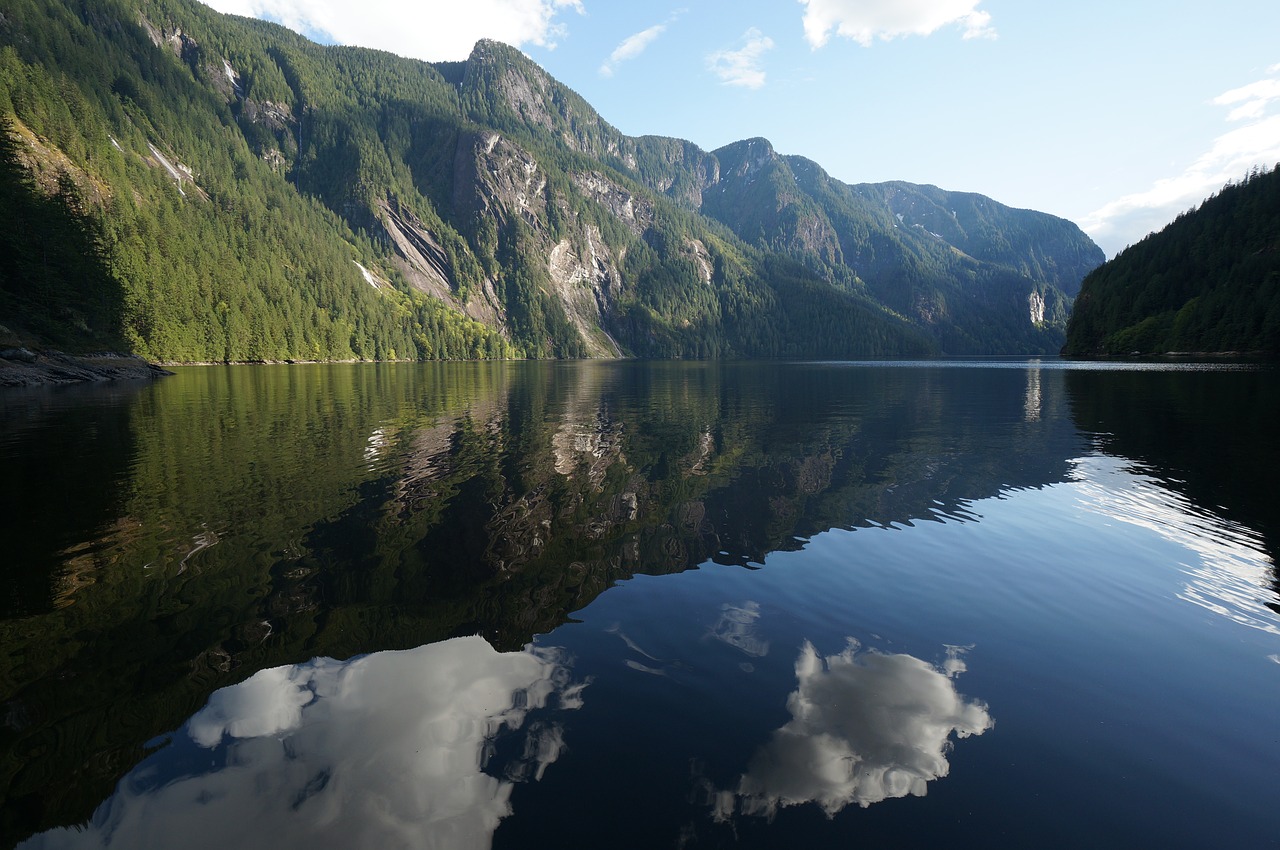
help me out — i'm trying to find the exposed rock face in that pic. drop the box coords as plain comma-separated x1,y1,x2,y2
138,15,200,70
571,172,653,238
722,137,778,183
1029,291,1046,325
8,6,1105,363
454,132,548,230
377,196,508,330
205,57,241,102
204,50,296,170
475,39,637,167
604,139,638,172
240,100,293,133
310,123,637,356
7,117,110,204
450,130,633,356
379,197,454,300
547,229,623,357
495,59,557,137
683,239,713,285
914,292,947,326
855,181,1104,297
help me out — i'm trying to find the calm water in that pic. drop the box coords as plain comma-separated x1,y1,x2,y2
1,360,1277,849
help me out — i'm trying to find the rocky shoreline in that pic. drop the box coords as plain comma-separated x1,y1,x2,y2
0,348,174,388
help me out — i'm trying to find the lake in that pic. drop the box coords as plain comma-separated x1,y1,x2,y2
2,359,1277,848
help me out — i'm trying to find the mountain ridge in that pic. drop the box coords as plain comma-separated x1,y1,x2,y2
0,0,1103,362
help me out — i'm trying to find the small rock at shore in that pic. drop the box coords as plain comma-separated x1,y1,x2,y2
0,347,38,363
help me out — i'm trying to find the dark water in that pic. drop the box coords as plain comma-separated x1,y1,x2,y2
1,360,1277,849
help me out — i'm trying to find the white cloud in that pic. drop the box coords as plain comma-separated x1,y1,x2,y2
600,23,667,78
1081,66,1280,255
29,637,586,849
199,0,585,61
706,28,775,90
798,0,996,49
1214,78,1280,122
713,640,992,820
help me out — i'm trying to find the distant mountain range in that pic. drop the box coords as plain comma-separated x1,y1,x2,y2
0,0,1105,362
1064,165,1280,357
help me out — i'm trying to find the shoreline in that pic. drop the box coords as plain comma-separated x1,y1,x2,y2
1060,349,1274,362
0,349,174,388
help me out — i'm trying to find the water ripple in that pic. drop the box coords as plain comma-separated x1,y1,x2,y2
1071,454,1279,636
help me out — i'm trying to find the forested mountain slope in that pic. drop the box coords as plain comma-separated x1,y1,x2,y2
0,0,1102,361
1063,166,1280,356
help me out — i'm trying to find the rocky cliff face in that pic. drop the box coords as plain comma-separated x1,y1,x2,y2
632,136,720,208
450,131,631,356
546,230,624,358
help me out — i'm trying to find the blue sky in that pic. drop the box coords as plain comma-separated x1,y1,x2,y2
201,0,1280,256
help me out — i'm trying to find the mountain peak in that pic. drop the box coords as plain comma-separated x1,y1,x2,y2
715,137,776,159
711,138,781,182
469,38,545,74
458,37,632,165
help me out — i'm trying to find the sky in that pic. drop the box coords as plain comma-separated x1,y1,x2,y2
198,0,1280,257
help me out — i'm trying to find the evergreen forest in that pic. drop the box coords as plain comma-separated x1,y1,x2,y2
1063,165,1280,357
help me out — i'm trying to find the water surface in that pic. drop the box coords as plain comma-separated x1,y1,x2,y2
2,360,1277,848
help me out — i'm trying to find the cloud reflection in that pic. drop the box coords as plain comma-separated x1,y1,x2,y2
23,636,583,850
707,601,770,658
714,640,992,820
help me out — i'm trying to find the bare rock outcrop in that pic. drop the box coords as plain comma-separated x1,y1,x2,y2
571,172,653,237
0,350,172,388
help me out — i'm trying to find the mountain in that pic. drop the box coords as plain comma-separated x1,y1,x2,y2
1063,165,1280,356
701,140,1101,353
0,0,1103,362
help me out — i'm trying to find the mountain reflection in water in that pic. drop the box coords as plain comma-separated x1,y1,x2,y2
21,637,583,850
2,360,1278,848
